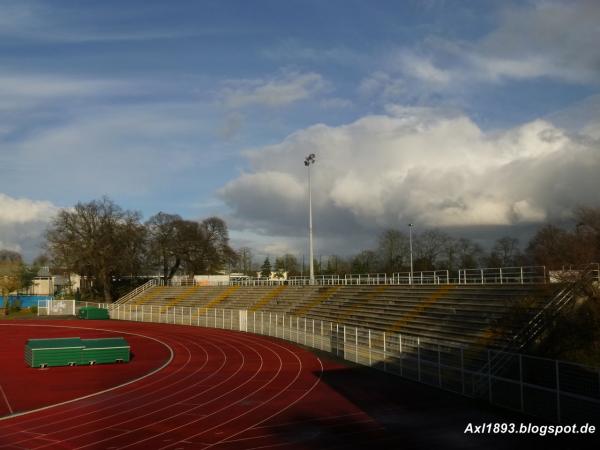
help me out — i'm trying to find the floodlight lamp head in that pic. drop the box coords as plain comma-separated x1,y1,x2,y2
304,153,316,166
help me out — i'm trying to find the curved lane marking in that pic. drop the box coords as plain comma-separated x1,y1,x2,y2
0,323,173,422
76,330,265,450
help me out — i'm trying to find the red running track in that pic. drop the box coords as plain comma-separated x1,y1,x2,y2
0,320,389,450
0,320,588,450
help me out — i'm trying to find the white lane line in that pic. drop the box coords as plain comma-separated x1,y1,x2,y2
63,335,242,450
0,323,173,424
14,338,199,447
160,337,318,450
201,353,324,450
8,332,210,449
0,384,13,415
99,334,267,450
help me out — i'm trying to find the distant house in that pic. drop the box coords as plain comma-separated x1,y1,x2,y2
26,267,77,296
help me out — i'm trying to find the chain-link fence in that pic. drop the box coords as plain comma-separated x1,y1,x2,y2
95,303,600,423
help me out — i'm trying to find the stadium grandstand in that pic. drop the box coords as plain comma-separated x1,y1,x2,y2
82,263,600,424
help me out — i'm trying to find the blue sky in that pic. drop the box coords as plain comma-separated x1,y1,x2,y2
1,0,599,260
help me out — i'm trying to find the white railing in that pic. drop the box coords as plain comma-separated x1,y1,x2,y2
457,266,546,285
99,303,600,424
111,279,160,307
232,267,541,286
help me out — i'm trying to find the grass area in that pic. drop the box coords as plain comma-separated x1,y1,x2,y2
0,309,39,320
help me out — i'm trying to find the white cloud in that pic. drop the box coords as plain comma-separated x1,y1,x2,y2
220,107,600,242
393,51,452,85
0,193,58,224
220,71,326,109
0,193,60,259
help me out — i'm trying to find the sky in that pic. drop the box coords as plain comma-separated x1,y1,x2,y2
0,0,599,262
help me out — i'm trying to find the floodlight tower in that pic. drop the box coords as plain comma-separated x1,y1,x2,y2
408,223,414,285
304,153,316,285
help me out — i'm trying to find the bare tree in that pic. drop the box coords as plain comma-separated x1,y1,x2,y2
351,250,378,274
275,254,300,276
45,197,146,302
145,212,184,280
487,236,523,267
376,229,409,272
201,217,237,273
235,247,254,275
414,229,452,270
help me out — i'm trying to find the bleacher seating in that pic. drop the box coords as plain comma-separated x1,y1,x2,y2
119,283,554,351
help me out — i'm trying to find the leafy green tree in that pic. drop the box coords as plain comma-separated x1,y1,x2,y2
0,259,22,315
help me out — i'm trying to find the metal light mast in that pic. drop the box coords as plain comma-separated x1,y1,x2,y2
304,153,316,284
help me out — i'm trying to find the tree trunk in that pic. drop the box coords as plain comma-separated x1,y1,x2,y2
167,257,181,280
2,290,8,316
103,275,113,302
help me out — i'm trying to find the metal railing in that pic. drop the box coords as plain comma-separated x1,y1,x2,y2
111,279,159,307
94,302,600,423
473,263,600,395
457,266,546,285
229,266,544,287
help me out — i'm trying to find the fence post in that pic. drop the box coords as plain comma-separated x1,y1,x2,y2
304,318,307,345
336,324,339,356
276,313,278,337
253,311,256,334
520,267,524,284
500,268,503,284
481,269,484,284
320,320,323,350
197,307,200,327
312,319,315,348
